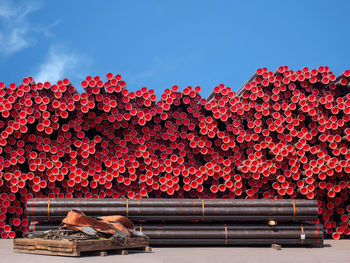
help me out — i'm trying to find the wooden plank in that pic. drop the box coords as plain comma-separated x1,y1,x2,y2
100,251,108,256
271,244,282,250
125,237,149,248
76,237,148,252
14,238,73,248
14,248,80,257
144,246,152,252
14,244,74,253
13,237,149,257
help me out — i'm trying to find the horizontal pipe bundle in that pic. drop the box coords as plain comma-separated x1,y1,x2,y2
26,198,318,222
26,198,323,246
143,230,322,240
28,222,324,246
148,239,323,246
28,198,317,207
29,222,324,232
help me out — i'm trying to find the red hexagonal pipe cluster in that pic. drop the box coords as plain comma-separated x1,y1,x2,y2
0,66,350,239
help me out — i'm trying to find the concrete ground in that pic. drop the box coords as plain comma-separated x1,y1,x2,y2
1,239,349,263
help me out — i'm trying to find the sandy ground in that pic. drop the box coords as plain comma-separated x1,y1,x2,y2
1,239,349,263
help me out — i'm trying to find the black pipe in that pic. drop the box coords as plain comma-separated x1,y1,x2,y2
141,230,322,239
27,206,318,216
136,223,323,231
27,198,318,208
148,238,323,246
27,215,317,222
29,222,323,232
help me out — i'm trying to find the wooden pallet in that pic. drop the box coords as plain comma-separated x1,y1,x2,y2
13,237,150,257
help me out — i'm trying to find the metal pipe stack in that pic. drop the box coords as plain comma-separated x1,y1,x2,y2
0,66,349,240
28,222,324,246
27,198,318,222
26,198,323,246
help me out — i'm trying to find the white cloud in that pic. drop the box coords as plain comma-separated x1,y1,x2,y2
0,0,57,56
0,1,20,18
0,1,88,88
34,45,81,84
32,19,62,38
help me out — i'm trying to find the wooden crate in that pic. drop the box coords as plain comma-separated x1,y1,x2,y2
13,237,150,257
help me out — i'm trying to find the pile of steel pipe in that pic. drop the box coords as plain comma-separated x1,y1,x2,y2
28,222,323,246
26,198,318,222
0,67,350,239
144,224,324,246
26,198,323,246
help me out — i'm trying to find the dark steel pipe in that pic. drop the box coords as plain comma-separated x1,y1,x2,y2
136,223,323,231
26,198,318,222
28,206,318,216
148,238,323,246
27,215,317,222
142,230,322,239
27,198,318,208
28,222,323,232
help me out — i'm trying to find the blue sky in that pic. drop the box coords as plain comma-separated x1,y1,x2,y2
0,0,349,98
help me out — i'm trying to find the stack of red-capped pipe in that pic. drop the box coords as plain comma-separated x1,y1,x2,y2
0,67,349,240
